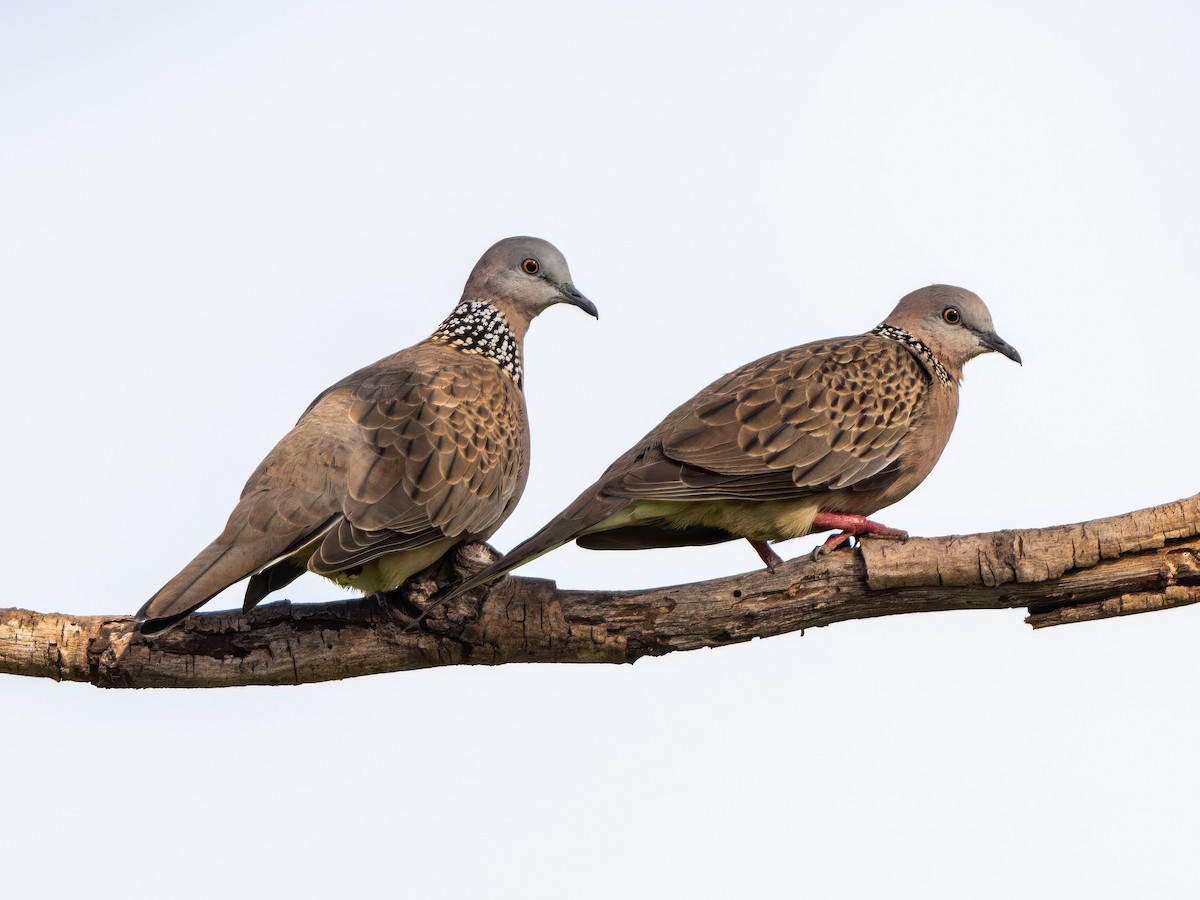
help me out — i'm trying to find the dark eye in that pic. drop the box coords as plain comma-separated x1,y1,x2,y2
943,306,961,325
522,258,540,275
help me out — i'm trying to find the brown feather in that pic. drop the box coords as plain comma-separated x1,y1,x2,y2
138,235,594,631
438,290,1007,604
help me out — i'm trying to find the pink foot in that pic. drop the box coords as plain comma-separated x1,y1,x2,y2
810,512,908,558
748,539,783,573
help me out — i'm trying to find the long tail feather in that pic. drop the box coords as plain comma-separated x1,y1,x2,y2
404,494,628,632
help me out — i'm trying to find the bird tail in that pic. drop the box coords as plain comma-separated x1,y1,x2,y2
243,557,308,613
440,526,576,601
137,514,307,634
407,493,628,630
136,531,257,633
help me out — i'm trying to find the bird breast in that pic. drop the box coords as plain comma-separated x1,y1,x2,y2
823,379,960,517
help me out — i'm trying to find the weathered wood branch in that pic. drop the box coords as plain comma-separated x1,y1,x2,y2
3,495,1199,688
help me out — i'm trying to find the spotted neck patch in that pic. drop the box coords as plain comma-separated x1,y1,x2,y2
871,323,951,387
432,300,523,387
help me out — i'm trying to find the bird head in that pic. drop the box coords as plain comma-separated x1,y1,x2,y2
883,284,1021,378
463,236,597,330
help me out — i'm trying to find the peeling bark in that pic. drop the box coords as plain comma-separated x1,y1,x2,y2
3,495,1199,689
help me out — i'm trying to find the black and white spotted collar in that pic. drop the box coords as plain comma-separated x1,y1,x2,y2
870,323,951,387
433,300,523,387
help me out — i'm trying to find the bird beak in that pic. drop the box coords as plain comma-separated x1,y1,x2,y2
557,282,598,319
980,330,1022,365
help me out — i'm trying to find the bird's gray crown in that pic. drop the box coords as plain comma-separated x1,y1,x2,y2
871,323,951,387
433,300,523,387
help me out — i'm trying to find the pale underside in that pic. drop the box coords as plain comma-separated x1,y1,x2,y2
266,533,459,595
588,497,823,545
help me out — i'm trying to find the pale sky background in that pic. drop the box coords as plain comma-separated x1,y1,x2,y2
2,1,1199,897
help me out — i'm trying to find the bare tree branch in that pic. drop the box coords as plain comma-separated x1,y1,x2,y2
3,495,1198,688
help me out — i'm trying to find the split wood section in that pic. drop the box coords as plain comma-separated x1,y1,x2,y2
3,494,1199,688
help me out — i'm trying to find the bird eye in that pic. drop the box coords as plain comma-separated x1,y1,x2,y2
943,306,961,325
522,258,540,275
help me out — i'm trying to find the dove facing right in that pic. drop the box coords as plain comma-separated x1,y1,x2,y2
432,284,1020,609
137,236,596,634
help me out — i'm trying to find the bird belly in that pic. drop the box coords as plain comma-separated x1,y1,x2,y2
593,498,821,544
319,538,458,595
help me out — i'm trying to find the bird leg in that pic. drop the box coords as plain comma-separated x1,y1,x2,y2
810,512,909,558
748,539,784,573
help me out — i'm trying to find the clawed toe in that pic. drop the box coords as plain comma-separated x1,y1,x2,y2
822,532,853,553
749,539,784,573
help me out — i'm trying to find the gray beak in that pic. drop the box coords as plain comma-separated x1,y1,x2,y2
980,331,1022,365
558,282,598,319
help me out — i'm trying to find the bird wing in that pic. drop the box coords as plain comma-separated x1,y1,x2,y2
138,352,526,631
308,357,526,573
437,335,930,603
608,335,927,500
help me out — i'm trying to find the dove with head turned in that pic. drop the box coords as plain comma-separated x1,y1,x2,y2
136,236,597,634
434,284,1019,607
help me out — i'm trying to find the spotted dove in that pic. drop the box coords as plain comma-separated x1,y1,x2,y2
436,284,1019,605
136,236,596,634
